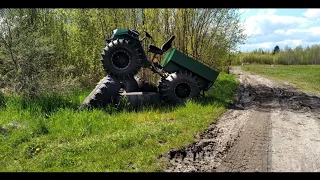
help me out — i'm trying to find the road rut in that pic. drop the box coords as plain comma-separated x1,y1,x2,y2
164,67,320,172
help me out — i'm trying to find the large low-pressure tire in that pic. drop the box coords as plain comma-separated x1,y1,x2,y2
79,75,121,110
158,71,201,104
117,92,160,108
120,76,140,93
101,39,142,79
134,76,158,92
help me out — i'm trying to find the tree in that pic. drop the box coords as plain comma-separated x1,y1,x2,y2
0,8,248,96
272,45,280,55
0,9,56,98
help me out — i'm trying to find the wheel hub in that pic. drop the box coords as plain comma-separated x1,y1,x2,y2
175,83,191,98
111,50,130,69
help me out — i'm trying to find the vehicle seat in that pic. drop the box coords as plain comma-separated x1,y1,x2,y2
148,35,175,55
148,45,163,55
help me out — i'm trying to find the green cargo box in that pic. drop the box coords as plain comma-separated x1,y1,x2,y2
161,49,220,85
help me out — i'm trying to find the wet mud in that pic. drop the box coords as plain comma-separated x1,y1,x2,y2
164,67,320,172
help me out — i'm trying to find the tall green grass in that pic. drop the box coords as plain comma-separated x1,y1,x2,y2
241,64,320,94
0,72,237,172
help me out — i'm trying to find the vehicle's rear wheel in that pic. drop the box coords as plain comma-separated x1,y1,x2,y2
158,71,200,104
79,75,121,110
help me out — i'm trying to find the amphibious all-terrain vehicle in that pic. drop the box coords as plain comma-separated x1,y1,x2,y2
80,29,220,109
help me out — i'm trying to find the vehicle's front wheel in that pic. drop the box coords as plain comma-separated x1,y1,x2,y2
101,39,142,79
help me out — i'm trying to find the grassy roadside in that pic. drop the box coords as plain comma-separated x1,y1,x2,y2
0,72,237,172
240,64,320,94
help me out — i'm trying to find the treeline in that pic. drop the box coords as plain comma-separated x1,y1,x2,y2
234,45,320,65
0,8,246,98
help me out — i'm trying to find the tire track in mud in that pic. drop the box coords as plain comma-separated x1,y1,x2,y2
164,67,320,172
215,109,271,172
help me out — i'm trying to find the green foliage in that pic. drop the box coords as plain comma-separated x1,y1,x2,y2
241,64,320,94
0,73,238,172
0,8,246,96
0,9,74,98
241,53,275,65
235,45,320,65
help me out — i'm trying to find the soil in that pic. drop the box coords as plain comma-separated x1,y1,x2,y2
163,67,320,172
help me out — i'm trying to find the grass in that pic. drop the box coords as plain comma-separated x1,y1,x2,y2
0,72,238,172
240,64,320,94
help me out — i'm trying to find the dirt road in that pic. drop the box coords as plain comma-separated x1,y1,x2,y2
164,67,320,172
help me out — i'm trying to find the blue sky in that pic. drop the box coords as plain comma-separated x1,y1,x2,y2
239,9,320,52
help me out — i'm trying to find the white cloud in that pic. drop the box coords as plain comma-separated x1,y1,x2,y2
309,27,320,35
240,42,273,51
273,29,285,34
276,39,302,46
244,12,308,36
240,9,320,52
303,9,320,19
303,41,320,47
257,42,274,48
257,9,277,16
274,27,320,36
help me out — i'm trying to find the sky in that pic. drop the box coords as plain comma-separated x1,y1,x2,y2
239,8,320,52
